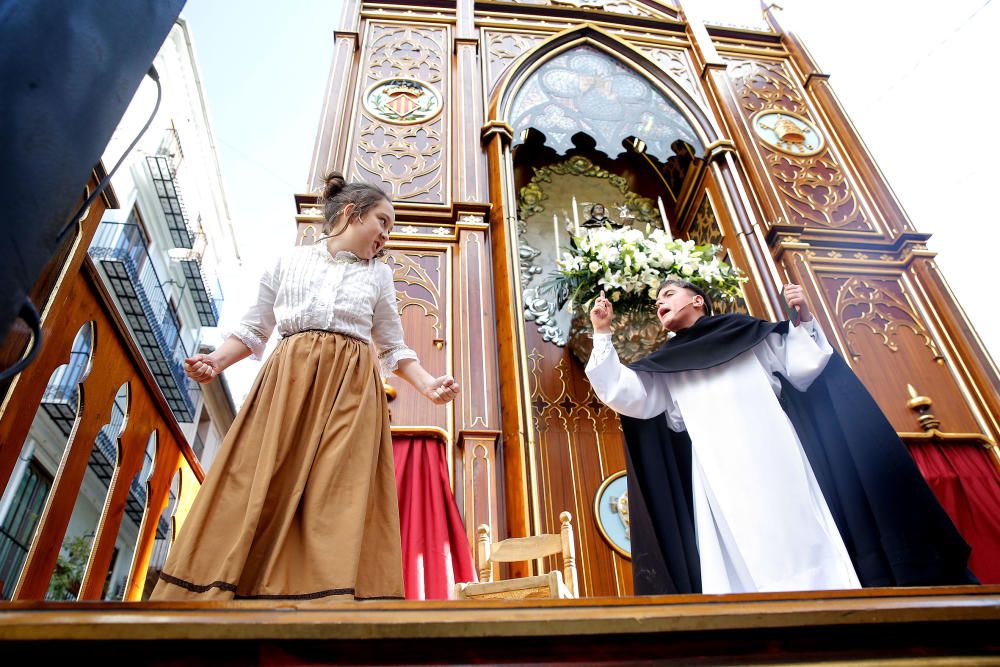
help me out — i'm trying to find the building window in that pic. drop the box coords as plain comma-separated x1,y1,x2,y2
0,459,54,600
126,205,153,248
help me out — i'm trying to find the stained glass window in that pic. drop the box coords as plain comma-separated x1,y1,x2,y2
509,46,701,159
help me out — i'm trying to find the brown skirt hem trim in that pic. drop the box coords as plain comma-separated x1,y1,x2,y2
159,572,237,594
159,572,404,601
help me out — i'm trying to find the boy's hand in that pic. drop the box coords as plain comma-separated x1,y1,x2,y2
425,375,460,405
184,354,221,383
590,290,614,333
782,284,813,323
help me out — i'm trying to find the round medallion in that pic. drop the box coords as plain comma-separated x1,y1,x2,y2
594,471,631,559
364,77,442,125
752,109,825,156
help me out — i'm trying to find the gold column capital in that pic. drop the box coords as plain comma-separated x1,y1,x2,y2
703,139,738,163
804,72,831,89
480,120,514,146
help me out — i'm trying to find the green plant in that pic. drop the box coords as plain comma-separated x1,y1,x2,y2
47,533,93,600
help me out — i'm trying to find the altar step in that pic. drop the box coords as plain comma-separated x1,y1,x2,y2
1,586,998,665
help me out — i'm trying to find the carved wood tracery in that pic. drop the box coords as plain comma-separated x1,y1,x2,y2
354,24,449,203
726,58,870,232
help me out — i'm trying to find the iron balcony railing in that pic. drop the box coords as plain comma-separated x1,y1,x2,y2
88,221,200,422
145,155,193,250
180,258,220,327
145,155,220,327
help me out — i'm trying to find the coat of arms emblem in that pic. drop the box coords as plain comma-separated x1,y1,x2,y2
365,78,442,124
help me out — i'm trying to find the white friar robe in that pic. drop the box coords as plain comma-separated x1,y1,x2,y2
586,320,861,594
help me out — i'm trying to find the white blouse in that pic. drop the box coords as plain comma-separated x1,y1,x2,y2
225,243,418,375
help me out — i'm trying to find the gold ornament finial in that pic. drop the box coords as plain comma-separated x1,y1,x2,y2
905,385,940,432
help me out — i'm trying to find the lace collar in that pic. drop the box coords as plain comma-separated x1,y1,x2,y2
314,242,363,264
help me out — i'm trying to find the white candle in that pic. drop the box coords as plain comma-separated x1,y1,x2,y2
553,214,561,261
658,196,672,241
571,196,581,236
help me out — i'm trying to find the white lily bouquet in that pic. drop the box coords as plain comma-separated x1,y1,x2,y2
553,226,746,319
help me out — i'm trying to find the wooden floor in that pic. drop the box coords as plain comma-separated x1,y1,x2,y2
1,586,998,665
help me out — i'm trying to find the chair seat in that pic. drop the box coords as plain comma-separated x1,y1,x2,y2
455,513,579,600
456,571,572,600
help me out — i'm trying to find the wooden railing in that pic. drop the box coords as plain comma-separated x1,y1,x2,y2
0,171,203,600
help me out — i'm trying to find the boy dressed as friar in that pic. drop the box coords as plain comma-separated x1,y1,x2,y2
585,280,975,595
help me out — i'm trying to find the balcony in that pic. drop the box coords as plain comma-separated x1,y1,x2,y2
88,221,199,422
180,258,220,327
145,155,193,250
146,155,220,327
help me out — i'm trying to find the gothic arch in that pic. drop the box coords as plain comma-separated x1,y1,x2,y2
488,24,721,156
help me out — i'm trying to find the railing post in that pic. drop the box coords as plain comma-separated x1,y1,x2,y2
13,330,123,600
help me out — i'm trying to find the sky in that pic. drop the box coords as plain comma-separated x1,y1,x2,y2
179,0,998,403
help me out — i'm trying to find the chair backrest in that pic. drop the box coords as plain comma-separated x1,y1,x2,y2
476,511,578,597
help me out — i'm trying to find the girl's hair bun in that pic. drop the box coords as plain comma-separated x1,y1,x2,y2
322,171,347,202
318,171,390,235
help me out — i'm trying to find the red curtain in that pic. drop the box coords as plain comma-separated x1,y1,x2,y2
392,435,476,599
907,441,1000,583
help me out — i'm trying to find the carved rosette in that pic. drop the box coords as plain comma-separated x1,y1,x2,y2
355,24,449,203
726,58,871,231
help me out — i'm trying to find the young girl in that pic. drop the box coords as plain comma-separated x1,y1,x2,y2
151,173,459,602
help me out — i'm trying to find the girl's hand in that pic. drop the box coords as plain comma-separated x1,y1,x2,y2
783,283,813,323
425,375,460,405
184,353,221,383
590,290,614,333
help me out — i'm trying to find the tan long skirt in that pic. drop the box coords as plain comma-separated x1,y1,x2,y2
151,330,403,601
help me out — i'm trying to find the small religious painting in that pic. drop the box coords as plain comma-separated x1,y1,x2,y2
594,471,631,559
365,78,442,125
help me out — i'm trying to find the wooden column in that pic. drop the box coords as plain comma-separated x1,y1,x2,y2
306,29,361,189
453,215,502,564
455,0,486,203
457,429,500,574
0,170,114,486
481,121,533,560
909,256,1000,443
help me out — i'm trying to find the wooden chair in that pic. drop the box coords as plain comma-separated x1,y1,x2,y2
454,511,579,600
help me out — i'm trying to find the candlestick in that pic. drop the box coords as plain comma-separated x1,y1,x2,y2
657,196,672,241
571,196,581,236
553,214,561,261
